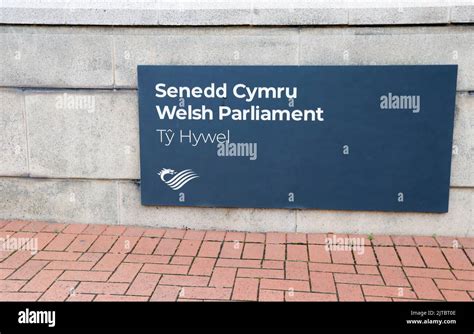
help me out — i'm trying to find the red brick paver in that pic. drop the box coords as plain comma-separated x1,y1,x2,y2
0,220,473,301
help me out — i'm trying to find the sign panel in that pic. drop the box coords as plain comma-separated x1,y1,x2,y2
137,65,457,212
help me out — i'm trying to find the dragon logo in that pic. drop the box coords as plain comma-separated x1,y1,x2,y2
158,168,199,190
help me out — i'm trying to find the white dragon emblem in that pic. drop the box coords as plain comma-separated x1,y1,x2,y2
158,168,199,190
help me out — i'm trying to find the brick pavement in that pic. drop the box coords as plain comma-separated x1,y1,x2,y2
0,220,472,301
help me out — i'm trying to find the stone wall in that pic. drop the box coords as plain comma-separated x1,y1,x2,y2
0,1,473,235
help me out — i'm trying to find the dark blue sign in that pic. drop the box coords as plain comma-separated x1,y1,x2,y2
137,65,457,213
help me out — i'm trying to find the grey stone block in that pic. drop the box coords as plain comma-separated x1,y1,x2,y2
2,0,463,27
252,3,348,25
349,6,449,25
156,9,252,26
0,176,471,235
0,8,160,26
19,92,472,187
118,181,297,232
0,177,118,225
451,5,474,23
299,26,474,91
0,28,113,88
296,188,473,237
0,8,253,26
0,0,253,26
0,89,28,176
452,94,474,187
113,28,299,87
25,90,139,179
